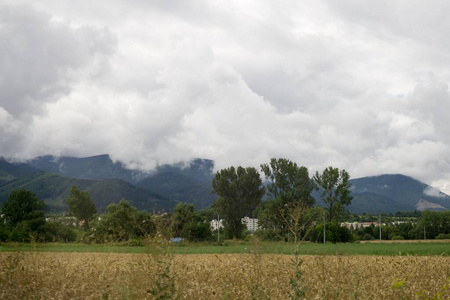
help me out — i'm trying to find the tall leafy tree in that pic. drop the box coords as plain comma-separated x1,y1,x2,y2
313,167,353,221
212,166,264,239
261,158,315,206
66,186,97,230
258,158,315,238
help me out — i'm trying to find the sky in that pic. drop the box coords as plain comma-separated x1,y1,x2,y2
1,0,450,194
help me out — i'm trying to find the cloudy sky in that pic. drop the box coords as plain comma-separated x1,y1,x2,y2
1,0,450,193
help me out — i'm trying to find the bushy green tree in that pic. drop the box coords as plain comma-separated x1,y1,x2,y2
170,203,194,238
212,166,264,239
170,203,212,242
66,186,97,230
92,200,155,242
1,190,46,241
313,167,353,222
1,190,44,227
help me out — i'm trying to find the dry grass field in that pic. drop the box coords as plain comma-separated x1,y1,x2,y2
0,249,449,300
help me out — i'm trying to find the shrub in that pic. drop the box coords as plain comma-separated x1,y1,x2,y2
362,233,375,240
435,233,450,239
391,235,405,240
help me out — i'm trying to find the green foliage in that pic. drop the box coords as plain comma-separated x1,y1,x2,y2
289,254,306,299
1,190,45,228
362,233,375,240
169,203,212,242
66,186,97,230
212,166,264,239
1,190,47,242
91,200,156,242
435,233,450,239
0,219,9,242
170,203,194,238
313,167,353,222
409,211,450,239
261,158,315,207
41,221,77,242
258,158,315,239
146,234,178,300
310,222,353,243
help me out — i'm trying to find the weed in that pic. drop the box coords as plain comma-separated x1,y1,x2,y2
145,233,178,300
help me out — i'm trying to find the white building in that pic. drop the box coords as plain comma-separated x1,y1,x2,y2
210,219,224,231
211,217,259,232
242,217,259,232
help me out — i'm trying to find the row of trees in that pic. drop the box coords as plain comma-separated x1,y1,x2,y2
212,158,353,240
1,157,449,244
0,187,215,243
0,158,354,243
355,211,450,241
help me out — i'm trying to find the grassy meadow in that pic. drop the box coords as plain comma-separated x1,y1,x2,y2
1,239,449,256
1,240,449,299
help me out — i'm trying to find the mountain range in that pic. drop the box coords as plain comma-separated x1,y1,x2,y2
1,154,449,214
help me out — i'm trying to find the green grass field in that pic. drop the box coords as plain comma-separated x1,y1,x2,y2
1,240,449,256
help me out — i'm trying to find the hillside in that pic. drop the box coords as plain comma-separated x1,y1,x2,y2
0,159,174,213
135,158,216,209
347,174,450,213
27,155,217,209
27,154,149,183
2,156,450,214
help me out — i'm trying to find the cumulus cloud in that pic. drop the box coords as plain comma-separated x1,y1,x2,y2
0,3,116,119
2,1,450,195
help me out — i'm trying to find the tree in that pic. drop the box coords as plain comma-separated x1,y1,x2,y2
1,190,45,228
1,190,46,241
170,204,213,242
257,158,315,239
212,166,264,239
261,158,315,207
66,186,97,230
93,200,155,242
313,167,353,222
170,203,195,239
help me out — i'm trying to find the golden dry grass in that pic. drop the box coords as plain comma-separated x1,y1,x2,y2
0,251,449,299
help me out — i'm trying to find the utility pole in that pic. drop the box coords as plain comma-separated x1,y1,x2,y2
379,214,382,241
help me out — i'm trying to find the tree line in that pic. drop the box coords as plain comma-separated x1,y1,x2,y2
1,158,449,243
212,158,353,241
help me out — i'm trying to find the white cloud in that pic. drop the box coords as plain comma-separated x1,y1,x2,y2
2,1,450,195
423,186,446,198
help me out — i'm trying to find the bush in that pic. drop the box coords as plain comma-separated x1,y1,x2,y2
391,235,405,240
362,233,375,241
42,222,77,242
435,233,450,239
